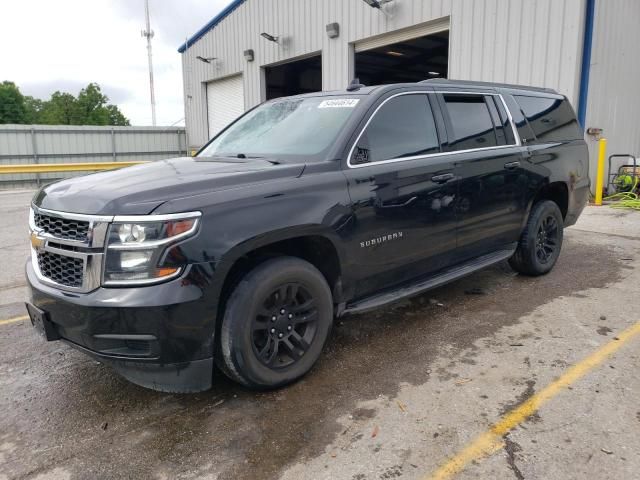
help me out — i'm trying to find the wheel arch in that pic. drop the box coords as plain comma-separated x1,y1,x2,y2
529,181,569,220
212,227,345,338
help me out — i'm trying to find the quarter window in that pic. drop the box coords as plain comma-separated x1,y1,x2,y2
441,94,499,151
515,95,582,142
351,94,439,165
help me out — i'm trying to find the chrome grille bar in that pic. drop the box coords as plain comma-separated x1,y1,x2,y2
29,205,113,293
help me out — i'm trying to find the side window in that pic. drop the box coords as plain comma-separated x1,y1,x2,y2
351,94,439,165
503,94,536,144
514,95,582,142
441,94,500,151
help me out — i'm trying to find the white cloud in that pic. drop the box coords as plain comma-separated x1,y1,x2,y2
0,0,230,126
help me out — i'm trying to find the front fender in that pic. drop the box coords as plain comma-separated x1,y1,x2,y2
152,166,353,321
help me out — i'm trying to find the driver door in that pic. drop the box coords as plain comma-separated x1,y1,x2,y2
342,92,459,299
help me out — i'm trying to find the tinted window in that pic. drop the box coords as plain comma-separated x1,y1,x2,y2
442,95,499,151
351,94,439,165
515,95,582,142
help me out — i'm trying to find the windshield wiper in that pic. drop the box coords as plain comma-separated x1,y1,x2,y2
227,153,280,165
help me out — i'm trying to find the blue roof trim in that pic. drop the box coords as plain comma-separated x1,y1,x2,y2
177,0,247,53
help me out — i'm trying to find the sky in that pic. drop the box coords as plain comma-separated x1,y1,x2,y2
0,0,231,126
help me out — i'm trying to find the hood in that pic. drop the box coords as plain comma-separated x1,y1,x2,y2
33,156,305,215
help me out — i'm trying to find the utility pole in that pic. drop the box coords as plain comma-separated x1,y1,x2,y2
141,0,157,126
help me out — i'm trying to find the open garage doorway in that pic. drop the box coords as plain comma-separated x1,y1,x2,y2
264,54,322,100
355,30,449,85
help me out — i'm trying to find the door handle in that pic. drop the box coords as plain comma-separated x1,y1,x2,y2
504,161,520,170
431,173,455,183
379,196,418,209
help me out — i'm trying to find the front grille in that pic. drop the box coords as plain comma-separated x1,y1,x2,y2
37,251,84,288
34,213,89,242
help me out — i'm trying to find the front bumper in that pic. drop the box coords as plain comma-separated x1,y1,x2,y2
26,260,216,393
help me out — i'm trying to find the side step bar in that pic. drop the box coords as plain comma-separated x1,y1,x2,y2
342,247,516,316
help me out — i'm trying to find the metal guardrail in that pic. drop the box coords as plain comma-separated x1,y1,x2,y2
0,125,187,188
0,150,183,161
0,162,148,174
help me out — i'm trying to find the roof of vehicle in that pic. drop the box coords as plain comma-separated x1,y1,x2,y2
264,85,384,101
264,79,561,102
420,78,559,95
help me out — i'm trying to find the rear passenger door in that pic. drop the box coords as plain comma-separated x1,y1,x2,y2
436,92,529,261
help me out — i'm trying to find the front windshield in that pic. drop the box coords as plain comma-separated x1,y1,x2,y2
198,96,361,161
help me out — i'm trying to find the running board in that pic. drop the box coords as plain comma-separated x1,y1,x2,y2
342,247,516,316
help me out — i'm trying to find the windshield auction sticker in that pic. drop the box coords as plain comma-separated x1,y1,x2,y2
318,99,360,109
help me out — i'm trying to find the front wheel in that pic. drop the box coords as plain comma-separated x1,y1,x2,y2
218,256,333,389
509,200,564,276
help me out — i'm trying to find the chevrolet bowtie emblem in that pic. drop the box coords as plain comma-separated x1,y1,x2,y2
30,232,45,250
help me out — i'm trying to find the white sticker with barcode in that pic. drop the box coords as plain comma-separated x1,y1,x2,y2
318,99,360,109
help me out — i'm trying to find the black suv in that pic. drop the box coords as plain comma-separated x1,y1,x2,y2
26,79,590,392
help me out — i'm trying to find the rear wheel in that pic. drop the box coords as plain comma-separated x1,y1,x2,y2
509,200,564,276
218,256,333,389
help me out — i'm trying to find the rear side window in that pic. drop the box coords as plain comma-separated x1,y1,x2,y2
351,94,439,165
441,94,502,151
514,95,582,142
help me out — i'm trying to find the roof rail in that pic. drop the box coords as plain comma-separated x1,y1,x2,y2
419,78,557,94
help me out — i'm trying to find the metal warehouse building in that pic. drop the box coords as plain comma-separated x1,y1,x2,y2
179,0,640,182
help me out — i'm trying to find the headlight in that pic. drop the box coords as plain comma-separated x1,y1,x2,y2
103,212,201,285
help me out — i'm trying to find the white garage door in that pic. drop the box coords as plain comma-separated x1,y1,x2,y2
206,74,245,139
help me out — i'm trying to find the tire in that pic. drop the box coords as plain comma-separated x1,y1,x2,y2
218,256,333,389
509,200,564,276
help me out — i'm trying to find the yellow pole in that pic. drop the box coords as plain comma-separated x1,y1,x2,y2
594,138,607,206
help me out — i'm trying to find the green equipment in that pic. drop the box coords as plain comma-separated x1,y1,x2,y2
604,154,640,210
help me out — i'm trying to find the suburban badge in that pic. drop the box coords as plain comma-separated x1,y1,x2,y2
360,231,403,248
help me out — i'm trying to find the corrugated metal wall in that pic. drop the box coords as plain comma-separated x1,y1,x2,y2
585,0,640,180
0,125,187,189
182,0,587,149
450,0,585,105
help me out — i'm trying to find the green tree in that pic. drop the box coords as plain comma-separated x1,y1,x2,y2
0,81,130,126
39,91,80,125
0,81,28,124
106,104,130,126
76,83,110,125
76,83,130,126
23,96,44,124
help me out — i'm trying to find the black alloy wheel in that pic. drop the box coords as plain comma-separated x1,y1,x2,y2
509,200,564,276
535,214,559,264
251,282,319,368
218,256,333,389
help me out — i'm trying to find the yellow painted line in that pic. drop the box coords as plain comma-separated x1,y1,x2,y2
427,320,640,480
0,315,29,326
0,161,147,174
